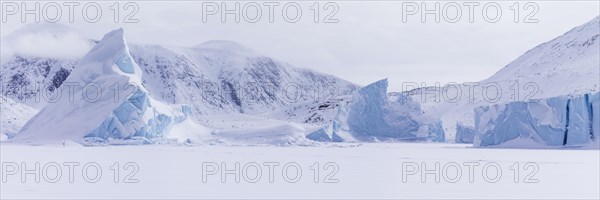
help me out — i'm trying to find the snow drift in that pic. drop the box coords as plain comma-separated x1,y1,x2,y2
307,79,445,142
474,92,600,147
12,29,189,144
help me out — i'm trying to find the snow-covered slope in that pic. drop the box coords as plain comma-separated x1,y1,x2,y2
0,24,94,109
412,16,600,142
129,42,358,116
308,79,445,142
0,56,79,109
260,95,352,126
12,29,189,144
0,96,37,139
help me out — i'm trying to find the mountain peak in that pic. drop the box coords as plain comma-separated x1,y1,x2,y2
484,15,599,98
195,40,247,49
193,40,259,57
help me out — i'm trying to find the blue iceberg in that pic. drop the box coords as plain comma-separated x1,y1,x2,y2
307,79,445,142
455,123,475,144
13,28,189,145
474,92,599,147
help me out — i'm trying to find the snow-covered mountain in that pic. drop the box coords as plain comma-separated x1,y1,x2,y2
0,56,78,109
0,23,95,109
413,16,600,142
2,16,598,146
0,24,359,138
128,42,358,116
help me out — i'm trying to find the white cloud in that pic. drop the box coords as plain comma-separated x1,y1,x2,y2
0,1,598,91
2,30,93,62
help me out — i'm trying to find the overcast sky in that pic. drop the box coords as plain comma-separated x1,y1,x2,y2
1,1,599,91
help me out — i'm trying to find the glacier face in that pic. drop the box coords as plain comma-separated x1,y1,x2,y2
474,92,599,147
12,29,188,144
307,79,445,142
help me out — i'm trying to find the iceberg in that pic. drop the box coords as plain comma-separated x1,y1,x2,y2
306,121,344,142
307,79,445,142
455,122,475,144
591,93,600,141
12,29,188,144
474,92,599,147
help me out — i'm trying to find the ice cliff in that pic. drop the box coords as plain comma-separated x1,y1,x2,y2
474,92,600,147
307,79,445,142
455,123,475,144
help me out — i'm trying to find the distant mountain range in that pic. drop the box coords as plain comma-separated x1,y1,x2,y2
0,24,359,138
1,16,598,144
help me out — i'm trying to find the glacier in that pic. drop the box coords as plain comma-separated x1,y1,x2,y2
307,79,445,142
11,29,189,144
474,92,600,147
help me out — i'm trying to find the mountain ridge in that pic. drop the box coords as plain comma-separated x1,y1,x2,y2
411,15,600,141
